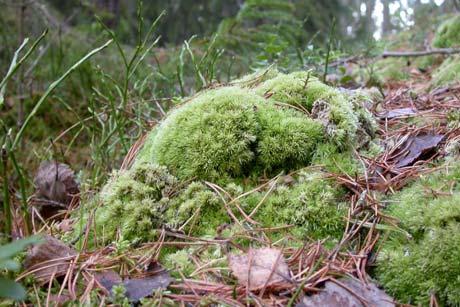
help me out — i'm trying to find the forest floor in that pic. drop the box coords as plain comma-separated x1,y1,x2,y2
8,61,460,307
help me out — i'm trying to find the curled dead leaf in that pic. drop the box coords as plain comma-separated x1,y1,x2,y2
32,161,79,219
95,265,171,302
23,235,77,284
296,278,395,307
228,247,291,290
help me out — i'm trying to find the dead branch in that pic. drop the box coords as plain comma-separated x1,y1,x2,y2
382,48,460,58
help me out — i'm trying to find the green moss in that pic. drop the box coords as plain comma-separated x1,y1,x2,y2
148,87,261,181
372,58,411,83
165,182,227,236
433,15,460,48
376,224,460,306
83,162,229,244
164,249,196,277
412,55,440,71
431,55,460,88
95,162,177,244
242,171,347,241
376,163,460,305
311,143,362,175
137,75,374,181
255,103,324,172
254,71,361,146
81,69,378,249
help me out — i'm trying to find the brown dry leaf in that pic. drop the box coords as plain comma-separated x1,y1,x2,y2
33,161,79,220
95,265,171,302
378,107,416,119
23,235,76,283
228,247,290,290
94,270,123,293
34,161,79,205
393,133,444,168
123,269,171,302
48,293,72,306
296,278,395,307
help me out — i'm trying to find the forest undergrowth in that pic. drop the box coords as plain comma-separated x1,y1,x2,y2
2,5,460,307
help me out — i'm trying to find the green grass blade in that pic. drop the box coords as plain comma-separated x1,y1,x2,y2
11,39,113,150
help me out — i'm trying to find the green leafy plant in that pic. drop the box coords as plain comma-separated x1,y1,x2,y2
0,236,41,301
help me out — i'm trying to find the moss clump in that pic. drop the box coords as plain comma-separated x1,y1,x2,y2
433,15,460,48
376,163,460,305
242,171,347,241
254,71,360,146
89,162,347,245
377,225,460,306
431,55,460,88
92,162,225,244
96,162,177,243
136,74,374,181
165,182,227,235
146,87,260,181
254,103,324,172
85,69,376,246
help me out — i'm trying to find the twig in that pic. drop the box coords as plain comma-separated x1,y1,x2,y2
382,48,460,58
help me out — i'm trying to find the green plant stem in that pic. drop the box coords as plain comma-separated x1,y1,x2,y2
322,18,336,83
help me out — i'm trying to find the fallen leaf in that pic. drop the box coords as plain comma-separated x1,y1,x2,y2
23,235,76,283
378,107,416,119
33,161,79,219
94,270,122,293
48,293,72,306
123,269,171,302
393,133,444,168
94,265,171,302
228,248,290,290
296,278,395,307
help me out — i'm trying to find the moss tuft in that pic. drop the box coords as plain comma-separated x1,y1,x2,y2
165,182,227,236
372,58,411,83
79,69,378,248
243,171,347,241
254,72,360,146
147,87,261,181
376,224,460,306
95,163,177,243
433,15,460,48
431,55,460,88
376,163,460,305
89,162,229,244
135,74,375,181
254,103,324,172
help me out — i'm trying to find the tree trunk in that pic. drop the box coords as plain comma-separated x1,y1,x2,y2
382,0,392,35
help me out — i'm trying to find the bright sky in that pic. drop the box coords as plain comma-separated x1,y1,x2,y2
372,0,445,39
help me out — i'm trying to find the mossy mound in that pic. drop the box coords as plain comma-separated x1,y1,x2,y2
77,69,377,248
136,70,375,181
82,162,346,246
431,55,460,88
433,15,460,48
376,163,460,306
